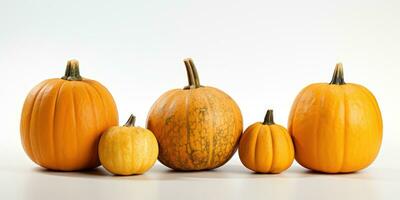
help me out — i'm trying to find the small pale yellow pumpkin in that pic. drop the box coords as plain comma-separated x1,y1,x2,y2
239,110,294,174
98,115,159,175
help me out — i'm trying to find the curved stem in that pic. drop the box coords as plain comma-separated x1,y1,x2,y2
124,114,136,127
263,110,275,125
188,59,201,88
184,59,195,88
329,63,345,85
61,59,82,81
183,58,201,89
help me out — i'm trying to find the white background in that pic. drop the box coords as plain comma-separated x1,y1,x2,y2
1,0,400,199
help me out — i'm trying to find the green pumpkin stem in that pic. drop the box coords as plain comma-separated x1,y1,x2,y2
184,58,201,89
124,114,136,127
263,110,275,125
330,63,345,85
61,59,83,81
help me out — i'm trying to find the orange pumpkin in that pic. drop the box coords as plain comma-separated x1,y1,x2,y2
147,58,243,171
288,63,383,173
239,110,294,174
20,60,118,171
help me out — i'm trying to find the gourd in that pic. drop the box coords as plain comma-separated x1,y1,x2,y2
146,58,243,171
288,63,383,173
98,115,159,175
239,110,294,173
20,60,118,171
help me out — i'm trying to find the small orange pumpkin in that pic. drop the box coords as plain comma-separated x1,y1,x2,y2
20,60,118,171
239,110,294,173
147,58,243,171
99,115,159,175
288,63,383,173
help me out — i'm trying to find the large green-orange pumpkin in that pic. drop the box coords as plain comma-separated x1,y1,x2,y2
20,60,118,171
288,63,383,173
146,58,243,171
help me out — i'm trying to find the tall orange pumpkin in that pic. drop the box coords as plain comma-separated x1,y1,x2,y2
288,63,383,173
20,60,118,171
147,58,243,171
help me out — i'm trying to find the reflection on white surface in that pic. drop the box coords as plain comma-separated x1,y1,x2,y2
1,163,399,200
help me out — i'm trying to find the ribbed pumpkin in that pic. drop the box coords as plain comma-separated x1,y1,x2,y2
146,58,243,171
20,60,118,171
288,63,383,173
239,110,294,174
99,115,159,175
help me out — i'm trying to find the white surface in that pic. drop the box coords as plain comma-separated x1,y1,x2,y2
2,163,400,200
1,0,400,199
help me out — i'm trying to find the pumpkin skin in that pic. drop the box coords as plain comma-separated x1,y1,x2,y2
98,115,159,175
288,63,383,173
147,58,243,171
20,60,118,171
239,110,294,174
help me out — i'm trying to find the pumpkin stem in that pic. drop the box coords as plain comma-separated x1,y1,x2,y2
184,59,196,89
124,114,136,127
189,59,201,88
61,59,83,81
263,110,275,125
330,63,345,85
184,58,202,89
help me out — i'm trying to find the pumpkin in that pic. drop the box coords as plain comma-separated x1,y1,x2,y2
146,58,243,171
288,63,383,173
20,60,118,171
98,115,159,175
239,110,294,173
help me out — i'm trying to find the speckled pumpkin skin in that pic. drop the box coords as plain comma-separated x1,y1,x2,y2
146,86,243,171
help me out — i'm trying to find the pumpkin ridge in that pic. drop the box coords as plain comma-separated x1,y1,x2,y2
267,125,275,172
226,91,240,156
253,125,263,171
154,91,181,170
140,129,151,173
239,123,256,171
208,89,240,170
85,81,107,118
207,89,224,168
86,80,118,127
82,84,100,130
289,85,311,165
314,86,325,171
271,126,284,173
70,84,80,169
210,88,241,164
205,89,231,169
185,90,193,169
357,85,383,130
354,85,383,166
339,88,348,172
31,80,56,166
157,91,179,153
81,83,100,168
133,128,142,173
289,85,310,137
202,91,215,167
50,80,65,169
25,81,49,163
280,125,294,170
